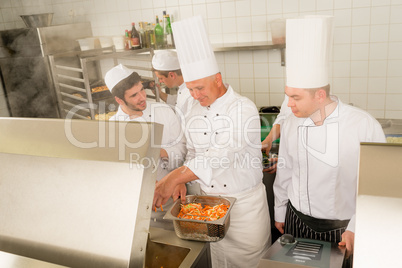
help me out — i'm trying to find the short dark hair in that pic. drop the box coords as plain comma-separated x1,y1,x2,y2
307,84,330,97
152,69,182,77
111,71,142,100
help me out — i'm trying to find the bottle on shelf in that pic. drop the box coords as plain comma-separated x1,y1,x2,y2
131,22,141,49
124,29,132,50
139,22,149,48
148,22,155,49
165,14,174,48
154,16,164,49
162,11,168,48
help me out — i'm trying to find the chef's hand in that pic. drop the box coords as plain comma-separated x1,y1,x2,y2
275,221,285,234
261,124,280,155
262,139,273,155
338,230,354,258
172,183,187,204
263,157,278,174
153,166,197,210
153,174,176,210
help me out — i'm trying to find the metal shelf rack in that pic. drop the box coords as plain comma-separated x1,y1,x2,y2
49,47,157,120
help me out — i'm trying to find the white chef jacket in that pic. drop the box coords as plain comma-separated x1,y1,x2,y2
274,96,386,232
184,84,271,267
109,101,186,181
184,85,263,194
166,82,192,122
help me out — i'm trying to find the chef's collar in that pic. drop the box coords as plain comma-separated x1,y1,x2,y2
204,83,230,110
178,82,187,93
114,105,146,121
303,95,339,126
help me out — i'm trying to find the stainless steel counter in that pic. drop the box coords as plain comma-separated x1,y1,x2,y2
0,227,210,268
377,118,402,135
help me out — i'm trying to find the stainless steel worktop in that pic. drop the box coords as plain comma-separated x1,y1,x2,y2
0,227,210,268
377,118,402,135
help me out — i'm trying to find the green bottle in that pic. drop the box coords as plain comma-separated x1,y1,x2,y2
154,16,164,49
166,14,174,48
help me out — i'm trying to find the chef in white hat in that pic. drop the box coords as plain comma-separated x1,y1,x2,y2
152,15,271,268
151,50,192,120
273,15,385,263
105,64,186,180
105,64,187,228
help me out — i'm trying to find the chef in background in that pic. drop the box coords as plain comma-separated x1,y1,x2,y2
105,64,186,227
273,15,386,266
151,50,192,120
261,96,292,173
152,15,271,268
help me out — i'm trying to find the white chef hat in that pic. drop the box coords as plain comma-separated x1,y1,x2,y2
286,15,334,88
104,64,134,92
152,50,181,71
172,15,219,82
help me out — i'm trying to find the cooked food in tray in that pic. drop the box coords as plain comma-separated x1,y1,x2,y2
91,85,109,93
177,202,229,221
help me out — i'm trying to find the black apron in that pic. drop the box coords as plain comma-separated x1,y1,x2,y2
284,202,353,268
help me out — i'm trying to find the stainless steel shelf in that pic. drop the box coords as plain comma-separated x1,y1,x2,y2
212,41,286,66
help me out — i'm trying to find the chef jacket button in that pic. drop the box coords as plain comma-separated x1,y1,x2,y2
224,184,226,187
216,114,219,116
215,132,218,135
204,132,207,135
149,115,151,117
211,185,214,188
204,115,207,118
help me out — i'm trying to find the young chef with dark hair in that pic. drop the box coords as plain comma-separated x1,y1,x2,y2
104,64,187,227
151,50,192,119
152,15,271,268
273,15,386,265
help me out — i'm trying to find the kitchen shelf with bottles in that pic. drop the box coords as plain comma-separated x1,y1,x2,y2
48,46,157,120
212,41,286,66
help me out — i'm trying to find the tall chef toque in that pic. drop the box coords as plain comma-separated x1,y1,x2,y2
152,50,181,71
172,15,219,82
286,15,334,89
105,64,134,92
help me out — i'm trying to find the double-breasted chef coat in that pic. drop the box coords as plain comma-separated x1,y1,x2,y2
183,84,271,268
274,96,386,232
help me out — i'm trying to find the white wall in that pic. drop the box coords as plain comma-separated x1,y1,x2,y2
0,0,401,119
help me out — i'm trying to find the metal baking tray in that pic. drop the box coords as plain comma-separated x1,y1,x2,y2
164,195,236,242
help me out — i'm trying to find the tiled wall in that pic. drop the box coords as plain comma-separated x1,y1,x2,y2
0,0,401,119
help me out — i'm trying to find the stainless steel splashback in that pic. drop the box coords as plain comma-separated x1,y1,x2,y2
0,117,163,268
0,22,93,118
37,22,92,55
0,22,92,58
